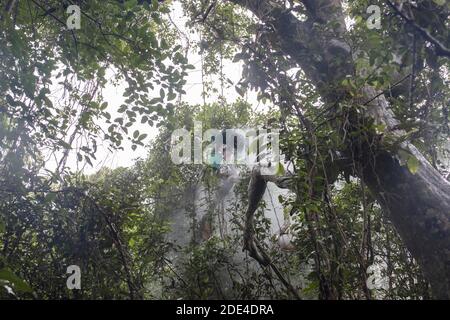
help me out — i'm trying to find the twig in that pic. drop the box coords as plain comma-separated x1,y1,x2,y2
409,32,416,110
386,0,450,58
362,73,411,106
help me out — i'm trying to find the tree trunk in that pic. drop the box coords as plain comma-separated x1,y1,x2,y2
229,0,450,298
362,138,450,298
361,87,450,299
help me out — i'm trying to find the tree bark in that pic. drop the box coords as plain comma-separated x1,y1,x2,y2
229,0,450,298
361,86,450,299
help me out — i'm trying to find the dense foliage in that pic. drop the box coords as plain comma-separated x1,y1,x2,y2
0,0,449,299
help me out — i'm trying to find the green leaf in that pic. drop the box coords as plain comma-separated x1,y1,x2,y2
407,155,420,174
138,133,147,141
118,105,127,113
22,73,36,98
100,102,108,110
167,92,176,101
126,110,137,118
235,86,245,97
374,124,386,134
433,0,445,6
275,162,285,176
44,193,56,203
0,268,33,293
149,97,161,104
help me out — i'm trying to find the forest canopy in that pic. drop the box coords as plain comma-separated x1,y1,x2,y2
0,0,449,300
